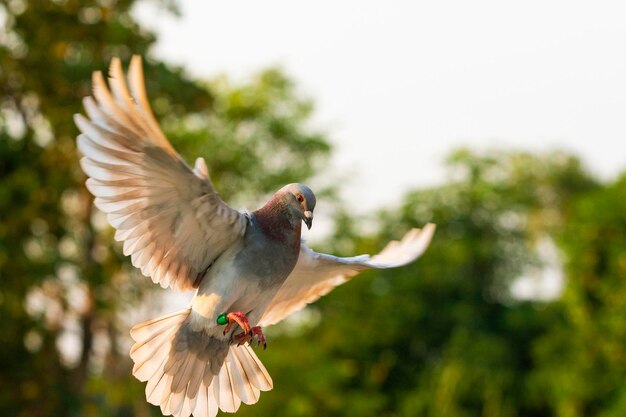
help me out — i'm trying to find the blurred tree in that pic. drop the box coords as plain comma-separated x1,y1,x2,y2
528,175,626,417
236,150,604,417
2,2,626,417
0,1,330,416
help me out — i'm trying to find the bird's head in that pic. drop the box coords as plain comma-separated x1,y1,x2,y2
280,183,316,230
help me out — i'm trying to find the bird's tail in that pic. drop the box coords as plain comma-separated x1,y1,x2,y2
129,308,273,417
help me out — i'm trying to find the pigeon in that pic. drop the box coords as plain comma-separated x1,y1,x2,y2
74,55,436,417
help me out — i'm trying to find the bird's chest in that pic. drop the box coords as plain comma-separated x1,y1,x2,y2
192,217,301,324
234,228,300,289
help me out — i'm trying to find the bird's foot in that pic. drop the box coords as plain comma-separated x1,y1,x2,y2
233,326,267,349
251,326,267,349
218,311,251,336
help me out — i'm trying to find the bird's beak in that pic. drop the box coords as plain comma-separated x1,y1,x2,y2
303,211,313,230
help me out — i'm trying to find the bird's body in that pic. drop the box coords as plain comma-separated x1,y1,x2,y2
191,186,308,325
130,184,315,416
75,56,436,417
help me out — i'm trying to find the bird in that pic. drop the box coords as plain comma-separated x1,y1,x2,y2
74,55,436,417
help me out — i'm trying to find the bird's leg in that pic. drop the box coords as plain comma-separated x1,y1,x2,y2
251,326,267,349
232,331,251,346
232,326,267,349
217,312,251,336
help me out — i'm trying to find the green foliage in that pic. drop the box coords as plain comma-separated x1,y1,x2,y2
0,1,330,416
529,175,626,417
238,150,624,417
163,68,330,206
2,1,626,417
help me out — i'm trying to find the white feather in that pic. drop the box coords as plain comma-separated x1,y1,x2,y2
75,56,248,292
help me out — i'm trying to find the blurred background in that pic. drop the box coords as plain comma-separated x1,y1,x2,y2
1,1,626,416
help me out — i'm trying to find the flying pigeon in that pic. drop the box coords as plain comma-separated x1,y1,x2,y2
74,56,436,417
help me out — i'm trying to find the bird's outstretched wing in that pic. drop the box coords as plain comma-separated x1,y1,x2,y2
75,56,247,291
258,223,436,326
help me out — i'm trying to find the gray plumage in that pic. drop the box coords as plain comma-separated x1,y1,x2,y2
75,56,435,417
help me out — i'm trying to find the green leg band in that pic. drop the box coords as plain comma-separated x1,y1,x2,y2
216,313,228,326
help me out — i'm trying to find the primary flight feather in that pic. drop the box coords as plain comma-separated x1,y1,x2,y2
75,55,436,417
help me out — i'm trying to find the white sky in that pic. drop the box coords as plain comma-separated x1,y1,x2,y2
134,0,626,220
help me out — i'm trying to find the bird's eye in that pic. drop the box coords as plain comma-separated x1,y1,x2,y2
296,194,304,203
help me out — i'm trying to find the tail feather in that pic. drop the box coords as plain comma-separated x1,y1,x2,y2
166,382,190,417
233,343,273,391
217,365,240,413
130,309,188,382
159,373,176,410
205,380,219,417
130,309,188,340
171,352,196,393
194,383,208,417
227,355,259,405
132,328,178,381
179,398,193,417
146,371,168,406
130,309,274,417
186,359,207,403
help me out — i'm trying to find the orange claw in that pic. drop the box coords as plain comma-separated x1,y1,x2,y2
223,311,251,335
251,326,267,349
233,326,267,349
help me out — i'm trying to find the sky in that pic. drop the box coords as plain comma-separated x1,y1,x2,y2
133,0,626,224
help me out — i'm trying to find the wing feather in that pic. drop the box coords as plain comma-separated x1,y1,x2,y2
259,223,436,326
75,56,247,291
